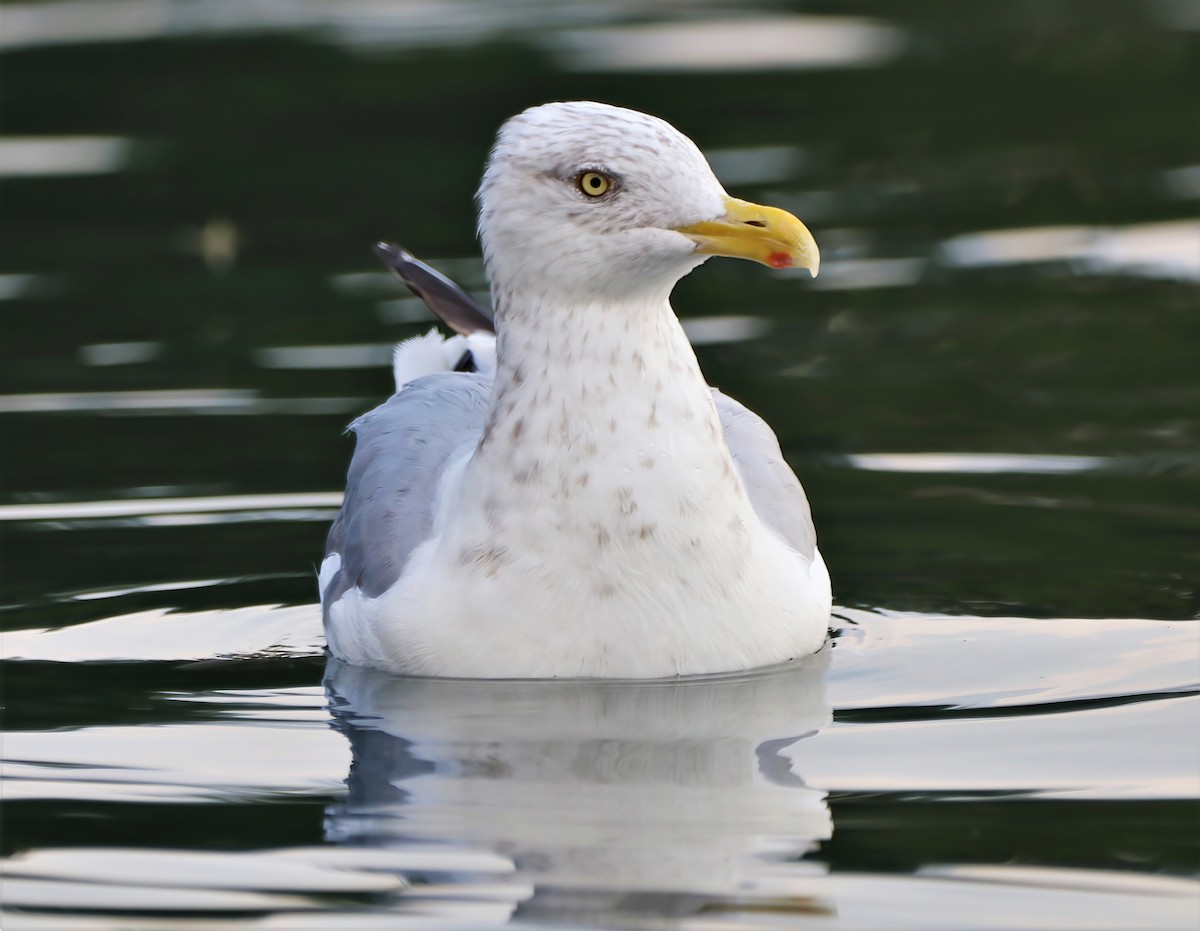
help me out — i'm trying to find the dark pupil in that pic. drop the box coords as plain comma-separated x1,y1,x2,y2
589,176,601,188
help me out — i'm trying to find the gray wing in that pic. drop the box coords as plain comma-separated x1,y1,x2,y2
322,373,491,611
713,390,817,561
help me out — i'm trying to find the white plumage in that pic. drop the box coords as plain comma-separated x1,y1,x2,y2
321,102,830,678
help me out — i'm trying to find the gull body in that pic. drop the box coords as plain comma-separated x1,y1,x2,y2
320,102,831,678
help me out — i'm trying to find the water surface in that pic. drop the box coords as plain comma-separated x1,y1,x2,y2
2,0,1198,927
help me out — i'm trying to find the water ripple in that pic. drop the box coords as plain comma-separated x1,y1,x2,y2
0,492,343,523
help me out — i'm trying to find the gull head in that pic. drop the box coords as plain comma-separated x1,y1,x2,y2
477,101,819,304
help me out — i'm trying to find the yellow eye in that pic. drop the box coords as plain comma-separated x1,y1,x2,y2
577,171,612,197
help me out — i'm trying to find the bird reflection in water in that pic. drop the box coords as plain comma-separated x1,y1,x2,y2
324,650,833,925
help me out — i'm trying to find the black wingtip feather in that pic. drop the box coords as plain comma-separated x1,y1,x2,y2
373,242,497,337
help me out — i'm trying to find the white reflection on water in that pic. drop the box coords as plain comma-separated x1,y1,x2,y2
47,507,340,530
0,879,318,917
0,273,55,301
69,576,229,601
808,257,926,291
0,136,134,176
255,343,394,370
78,341,163,367
681,315,769,346
0,491,343,523
803,697,1200,799
2,602,324,661
816,610,1200,799
553,15,905,72
0,389,367,415
3,846,405,894
831,610,1200,713
1160,164,1200,200
938,220,1200,281
0,388,254,414
3,717,345,804
845,453,1106,475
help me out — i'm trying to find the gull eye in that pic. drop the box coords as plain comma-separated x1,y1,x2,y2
577,171,612,197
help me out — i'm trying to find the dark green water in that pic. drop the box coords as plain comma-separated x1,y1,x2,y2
2,1,1198,927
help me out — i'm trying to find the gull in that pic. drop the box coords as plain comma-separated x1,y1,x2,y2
319,101,830,678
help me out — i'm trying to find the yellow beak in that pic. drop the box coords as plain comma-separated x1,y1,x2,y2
676,196,820,276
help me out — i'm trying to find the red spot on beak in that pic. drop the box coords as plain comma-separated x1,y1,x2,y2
767,252,793,269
